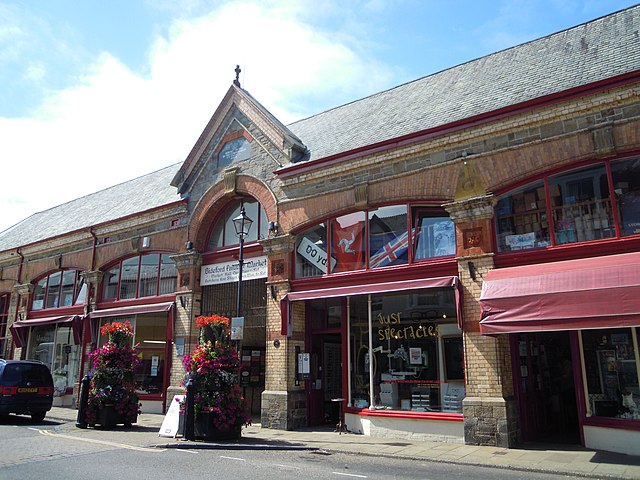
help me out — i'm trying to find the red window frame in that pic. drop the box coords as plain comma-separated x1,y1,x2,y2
101,253,177,302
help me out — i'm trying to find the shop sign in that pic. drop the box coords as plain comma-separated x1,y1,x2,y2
297,237,336,271
376,311,438,341
200,256,268,286
505,232,536,250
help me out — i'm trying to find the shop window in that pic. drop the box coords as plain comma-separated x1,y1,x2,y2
549,164,614,244
413,209,456,260
369,205,408,268
581,328,640,420
611,156,640,236
495,181,549,252
26,324,80,396
207,198,268,250
102,254,177,301
295,223,329,278
349,289,463,413
32,270,86,311
331,212,366,273
97,315,167,395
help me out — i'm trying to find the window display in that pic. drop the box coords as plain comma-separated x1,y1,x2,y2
413,210,456,260
97,314,167,395
494,158,640,252
581,328,640,420
294,205,456,278
495,181,549,252
549,164,614,244
26,324,79,398
331,212,366,273
611,156,640,236
349,289,464,413
369,205,408,268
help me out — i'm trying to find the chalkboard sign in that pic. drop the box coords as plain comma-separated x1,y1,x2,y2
443,336,464,381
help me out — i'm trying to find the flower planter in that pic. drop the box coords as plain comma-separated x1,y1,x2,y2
96,404,137,429
193,412,241,441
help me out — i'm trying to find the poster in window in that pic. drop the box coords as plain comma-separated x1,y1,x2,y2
443,336,464,381
433,221,455,256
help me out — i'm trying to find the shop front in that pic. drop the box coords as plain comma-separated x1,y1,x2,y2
480,251,640,455
10,315,83,406
282,276,466,442
88,302,175,414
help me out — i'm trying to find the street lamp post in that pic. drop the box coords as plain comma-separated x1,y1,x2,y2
233,205,253,320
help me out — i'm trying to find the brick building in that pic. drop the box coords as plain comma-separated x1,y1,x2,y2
1,6,639,455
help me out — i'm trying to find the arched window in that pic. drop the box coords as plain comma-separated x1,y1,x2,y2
32,270,87,311
207,199,268,250
295,204,455,278
102,253,177,301
495,155,640,252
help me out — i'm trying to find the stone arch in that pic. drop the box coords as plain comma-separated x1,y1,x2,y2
190,174,277,252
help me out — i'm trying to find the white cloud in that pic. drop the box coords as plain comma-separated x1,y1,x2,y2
0,0,393,233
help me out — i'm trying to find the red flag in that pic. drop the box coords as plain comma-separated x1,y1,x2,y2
331,219,365,272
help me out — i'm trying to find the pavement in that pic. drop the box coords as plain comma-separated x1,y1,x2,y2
41,406,640,479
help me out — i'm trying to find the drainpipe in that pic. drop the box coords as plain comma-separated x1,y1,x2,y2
78,228,99,395
12,248,24,359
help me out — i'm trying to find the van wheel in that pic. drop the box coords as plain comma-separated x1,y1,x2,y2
31,412,46,422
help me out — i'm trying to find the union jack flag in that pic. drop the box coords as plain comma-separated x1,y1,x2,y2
370,230,410,268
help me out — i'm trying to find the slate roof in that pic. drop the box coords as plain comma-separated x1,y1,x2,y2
0,163,183,252
286,5,640,163
2,7,638,253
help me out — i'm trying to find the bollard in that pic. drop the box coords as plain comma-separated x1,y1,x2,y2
75,375,90,429
183,377,195,441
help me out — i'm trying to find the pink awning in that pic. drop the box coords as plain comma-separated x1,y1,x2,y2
88,301,174,319
479,252,640,334
281,276,461,335
9,315,83,348
87,301,174,342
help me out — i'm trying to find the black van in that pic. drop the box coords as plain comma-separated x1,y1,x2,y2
0,359,54,421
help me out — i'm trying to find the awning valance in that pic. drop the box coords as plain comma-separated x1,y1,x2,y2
281,276,462,335
479,252,640,334
9,315,83,348
88,301,174,319
87,302,174,342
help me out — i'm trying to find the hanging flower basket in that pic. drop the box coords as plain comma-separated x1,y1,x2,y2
85,320,141,428
180,314,250,441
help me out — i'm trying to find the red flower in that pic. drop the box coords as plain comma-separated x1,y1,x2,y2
195,315,229,329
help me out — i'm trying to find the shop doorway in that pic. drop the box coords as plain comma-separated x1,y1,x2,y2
307,333,342,426
512,331,580,444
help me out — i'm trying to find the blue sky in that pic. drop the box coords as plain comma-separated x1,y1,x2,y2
0,0,637,233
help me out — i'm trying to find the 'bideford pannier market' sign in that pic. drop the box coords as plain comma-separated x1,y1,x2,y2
200,256,268,286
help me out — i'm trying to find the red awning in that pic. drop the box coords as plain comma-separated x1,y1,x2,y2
479,251,640,334
88,301,174,319
9,315,84,348
281,276,461,335
87,302,174,342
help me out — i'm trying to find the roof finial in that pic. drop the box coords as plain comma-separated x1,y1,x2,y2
234,65,241,87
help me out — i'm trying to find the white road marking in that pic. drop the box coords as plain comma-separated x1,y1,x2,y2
332,473,367,478
175,449,199,454
273,464,301,470
37,429,165,452
220,455,246,461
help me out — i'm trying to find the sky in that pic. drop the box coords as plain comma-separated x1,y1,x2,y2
0,0,638,234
